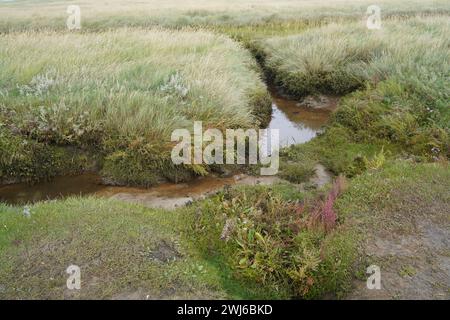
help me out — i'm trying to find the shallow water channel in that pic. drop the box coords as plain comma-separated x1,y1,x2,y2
0,91,337,207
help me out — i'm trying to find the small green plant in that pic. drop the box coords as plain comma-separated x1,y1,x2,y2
399,265,417,277
364,147,386,170
279,162,316,184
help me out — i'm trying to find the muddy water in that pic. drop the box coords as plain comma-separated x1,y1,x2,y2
0,173,281,209
268,88,338,147
0,173,233,207
0,174,105,205
0,91,335,208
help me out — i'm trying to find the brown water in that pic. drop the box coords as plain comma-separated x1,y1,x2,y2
268,88,337,147
0,173,281,208
0,173,237,206
0,91,335,207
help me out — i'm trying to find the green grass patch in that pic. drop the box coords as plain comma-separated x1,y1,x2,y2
280,125,394,178
0,197,258,299
0,161,448,299
336,160,450,235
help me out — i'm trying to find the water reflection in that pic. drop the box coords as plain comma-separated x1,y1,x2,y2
267,89,338,147
0,90,338,205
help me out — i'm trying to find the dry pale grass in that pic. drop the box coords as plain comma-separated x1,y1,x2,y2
1,0,449,32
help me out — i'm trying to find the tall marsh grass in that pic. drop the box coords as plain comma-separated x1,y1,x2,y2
260,17,450,158
0,29,270,184
0,0,449,33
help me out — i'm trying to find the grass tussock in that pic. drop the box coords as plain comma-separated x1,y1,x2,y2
0,29,270,185
262,17,449,102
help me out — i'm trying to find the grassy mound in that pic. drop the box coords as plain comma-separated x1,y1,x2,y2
259,17,449,181
0,197,251,299
262,17,448,111
0,29,270,185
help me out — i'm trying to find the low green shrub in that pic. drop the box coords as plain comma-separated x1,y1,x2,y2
185,184,358,299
